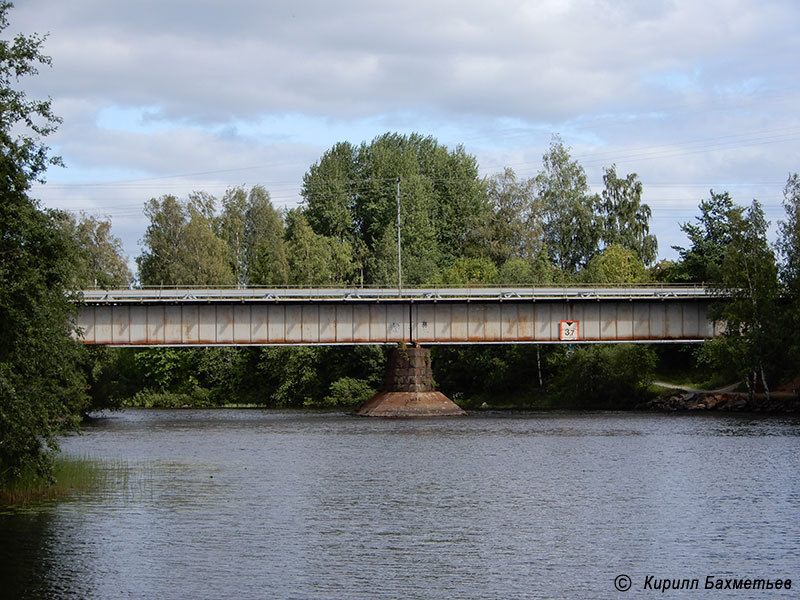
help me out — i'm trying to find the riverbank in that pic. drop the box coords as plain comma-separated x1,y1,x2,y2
638,383,800,413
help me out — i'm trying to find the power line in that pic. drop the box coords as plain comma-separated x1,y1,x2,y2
32,123,800,194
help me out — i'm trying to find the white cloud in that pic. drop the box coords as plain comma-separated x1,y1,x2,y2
9,0,800,264
17,0,796,120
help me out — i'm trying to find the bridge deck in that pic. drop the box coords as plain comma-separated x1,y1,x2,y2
81,285,711,302
76,287,720,346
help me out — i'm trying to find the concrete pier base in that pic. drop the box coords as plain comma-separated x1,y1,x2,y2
354,347,466,417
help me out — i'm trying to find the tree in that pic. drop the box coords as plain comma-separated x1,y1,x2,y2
707,200,780,399
775,173,800,382
535,136,600,274
547,344,656,409
0,1,88,484
673,191,742,283
482,168,542,265
365,173,442,286
254,345,385,408
243,186,288,285
178,193,234,285
136,195,186,285
579,244,647,284
301,133,488,284
137,193,235,286
437,257,498,285
777,174,800,291
301,141,358,243
648,259,684,283
599,165,657,265
0,1,62,190
217,185,289,285
285,210,355,285
496,259,535,284
56,212,132,288
219,187,248,284
53,213,133,416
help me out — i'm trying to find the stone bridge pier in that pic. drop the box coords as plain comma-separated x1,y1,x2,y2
354,346,466,417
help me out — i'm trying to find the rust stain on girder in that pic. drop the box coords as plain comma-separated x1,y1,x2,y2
75,297,716,346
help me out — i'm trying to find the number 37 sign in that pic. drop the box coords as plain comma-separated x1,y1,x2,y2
559,320,579,341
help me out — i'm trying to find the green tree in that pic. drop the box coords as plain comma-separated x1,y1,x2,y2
177,193,234,285
496,259,535,285
136,195,186,285
322,377,375,408
776,173,800,381
134,191,238,410
535,136,600,274
433,344,550,402
81,346,133,414
482,168,542,265
243,185,288,285
285,210,355,285
0,1,88,484
0,2,62,188
194,347,246,404
218,185,288,285
301,133,488,284
707,200,780,399
137,193,235,286
599,165,657,265
547,344,656,408
301,141,358,243
256,347,330,407
579,244,647,284
437,257,498,285
56,212,132,288
54,213,132,415
673,191,742,283
429,141,488,257
219,187,248,284
648,259,684,283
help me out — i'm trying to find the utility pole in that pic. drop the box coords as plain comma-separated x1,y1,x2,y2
396,177,402,297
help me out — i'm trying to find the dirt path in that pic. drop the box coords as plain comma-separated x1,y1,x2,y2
652,380,740,394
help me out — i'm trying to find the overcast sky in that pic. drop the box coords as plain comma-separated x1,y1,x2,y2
10,0,800,271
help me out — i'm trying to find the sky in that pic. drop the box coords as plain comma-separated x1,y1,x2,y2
10,0,800,274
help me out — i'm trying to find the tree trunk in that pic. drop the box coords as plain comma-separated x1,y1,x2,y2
537,345,543,387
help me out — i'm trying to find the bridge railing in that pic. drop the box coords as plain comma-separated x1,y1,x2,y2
79,284,714,303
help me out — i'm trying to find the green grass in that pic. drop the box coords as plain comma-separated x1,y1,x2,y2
651,372,732,391
0,456,106,506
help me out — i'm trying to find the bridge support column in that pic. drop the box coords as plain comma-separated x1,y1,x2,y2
355,347,466,417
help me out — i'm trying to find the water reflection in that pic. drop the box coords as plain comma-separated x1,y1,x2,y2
2,410,799,599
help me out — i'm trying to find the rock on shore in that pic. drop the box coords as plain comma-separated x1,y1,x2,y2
638,391,800,413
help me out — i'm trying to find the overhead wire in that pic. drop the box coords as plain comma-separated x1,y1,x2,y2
30,123,798,226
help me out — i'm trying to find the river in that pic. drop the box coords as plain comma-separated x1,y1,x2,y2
1,410,798,599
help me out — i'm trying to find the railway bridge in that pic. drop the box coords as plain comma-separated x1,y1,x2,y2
76,286,721,416
77,286,720,346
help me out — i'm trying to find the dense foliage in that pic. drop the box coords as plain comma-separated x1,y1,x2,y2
0,1,87,484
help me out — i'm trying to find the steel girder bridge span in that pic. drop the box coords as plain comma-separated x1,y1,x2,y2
76,286,721,347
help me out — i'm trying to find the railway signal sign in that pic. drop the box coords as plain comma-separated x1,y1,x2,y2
560,320,579,341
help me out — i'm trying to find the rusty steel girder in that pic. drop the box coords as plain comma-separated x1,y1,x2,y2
76,288,720,346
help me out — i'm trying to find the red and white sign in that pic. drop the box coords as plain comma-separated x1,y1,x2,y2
559,320,579,341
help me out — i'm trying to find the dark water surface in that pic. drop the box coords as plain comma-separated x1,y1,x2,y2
2,410,798,599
